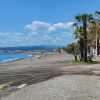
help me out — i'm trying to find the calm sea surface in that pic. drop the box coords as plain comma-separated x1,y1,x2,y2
0,52,33,63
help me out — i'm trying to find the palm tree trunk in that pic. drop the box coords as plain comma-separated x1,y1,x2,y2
80,48,84,60
84,37,87,62
79,38,84,60
83,20,87,62
97,38,99,55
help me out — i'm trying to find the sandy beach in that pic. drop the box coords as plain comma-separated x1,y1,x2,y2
0,52,100,99
0,52,74,97
0,52,74,85
2,75,100,100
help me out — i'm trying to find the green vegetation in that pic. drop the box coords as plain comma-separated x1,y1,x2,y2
66,11,100,62
73,60,99,65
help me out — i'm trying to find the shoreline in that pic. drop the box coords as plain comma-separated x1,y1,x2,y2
0,52,33,64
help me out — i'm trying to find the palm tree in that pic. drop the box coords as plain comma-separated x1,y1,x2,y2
95,11,100,55
66,43,79,61
73,23,84,60
95,11,100,18
75,14,93,62
89,19,100,55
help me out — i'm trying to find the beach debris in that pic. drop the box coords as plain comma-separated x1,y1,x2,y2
0,82,12,90
0,84,7,90
17,84,27,89
35,55,41,59
49,53,52,55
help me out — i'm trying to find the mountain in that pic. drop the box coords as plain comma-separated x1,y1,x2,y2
0,45,63,51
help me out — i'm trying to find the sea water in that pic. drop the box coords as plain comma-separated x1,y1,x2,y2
0,52,33,63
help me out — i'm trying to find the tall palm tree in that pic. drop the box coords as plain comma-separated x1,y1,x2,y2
90,19,100,55
95,11,100,55
73,23,84,60
75,14,93,62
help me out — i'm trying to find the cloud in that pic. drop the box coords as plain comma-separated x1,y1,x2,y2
26,21,51,30
48,22,74,32
0,21,75,47
25,21,51,35
24,21,75,45
25,21,74,34
0,32,28,47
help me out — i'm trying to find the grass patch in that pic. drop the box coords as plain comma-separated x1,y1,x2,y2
73,60,100,65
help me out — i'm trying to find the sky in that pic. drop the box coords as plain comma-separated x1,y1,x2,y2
0,0,99,47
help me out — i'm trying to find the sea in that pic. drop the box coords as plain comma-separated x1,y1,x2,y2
0,52,33,63
0,45,63,63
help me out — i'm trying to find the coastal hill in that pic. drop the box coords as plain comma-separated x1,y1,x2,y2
0,45,63,51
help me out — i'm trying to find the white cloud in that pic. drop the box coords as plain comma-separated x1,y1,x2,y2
48,22,74,32
0,21,75,47
0,32,28,47
25,21,51,35
24,21,75,45
26,21,51,30
25,21,74,34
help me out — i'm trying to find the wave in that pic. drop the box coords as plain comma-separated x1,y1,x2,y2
28,55,33,57
0,54,33,63
0,58,19,63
